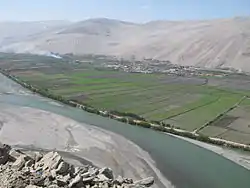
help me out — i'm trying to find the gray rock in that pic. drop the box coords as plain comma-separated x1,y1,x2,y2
82,175,95,182
55,161,69,175
36,152,62,172
124,178,133,184
0,145,155,188
43,177,54,187
48,185,60,188
25,160,34,167
12,155,29,170
73,166,80,172
69,174,82,188
81,171,91,178
114,175,124,185
99,167,114,180
50,169,57,179
88,166,99,176
34,152,43,162
56,178,68,186
30,175,45,186
68,164,77,177
63,173,71,182
22,167,31,176
134,177,154,187
102,182,109,188
130,185,145,188
8,149,24,162
96,174,110,182
0,144,10,164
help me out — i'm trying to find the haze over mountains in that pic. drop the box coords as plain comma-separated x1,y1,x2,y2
1,17,250,71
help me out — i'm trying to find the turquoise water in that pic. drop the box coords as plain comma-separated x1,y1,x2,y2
0,74,250,188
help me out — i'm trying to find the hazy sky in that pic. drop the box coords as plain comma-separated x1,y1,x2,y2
1,0,250,22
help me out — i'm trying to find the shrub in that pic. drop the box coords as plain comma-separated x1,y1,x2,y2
150,120,161,125
110,110,145,121
118,117,127,123
138,121,151,128
127,118,137,125
152,125,166,132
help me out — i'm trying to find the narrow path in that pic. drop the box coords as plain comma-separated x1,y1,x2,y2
194,96,247,134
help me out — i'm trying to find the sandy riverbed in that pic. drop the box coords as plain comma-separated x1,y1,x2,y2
0,104,174,188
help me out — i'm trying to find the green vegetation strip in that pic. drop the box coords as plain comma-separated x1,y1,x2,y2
1,69,250,152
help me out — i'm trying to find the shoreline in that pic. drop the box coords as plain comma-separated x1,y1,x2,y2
1,69,250,153
167,133,250,170
0,71,249,187
0,104,174,188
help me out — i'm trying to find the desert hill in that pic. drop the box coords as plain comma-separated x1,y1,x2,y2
1,17,250,71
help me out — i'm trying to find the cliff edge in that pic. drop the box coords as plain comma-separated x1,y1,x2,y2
0,143,154,188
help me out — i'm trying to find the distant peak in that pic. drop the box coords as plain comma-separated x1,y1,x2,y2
81,18,135,25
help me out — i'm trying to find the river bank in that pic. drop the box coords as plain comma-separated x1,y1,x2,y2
1,71,250,188
1,69,250,153
167,133,250,170
0,104,174,188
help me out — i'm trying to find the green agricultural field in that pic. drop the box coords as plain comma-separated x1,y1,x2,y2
168,93,242,131
198,98,250,144
13,67,244,131
198,126,227,137
1,53,250,144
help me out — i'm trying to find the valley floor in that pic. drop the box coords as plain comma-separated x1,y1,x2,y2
1,53,250,145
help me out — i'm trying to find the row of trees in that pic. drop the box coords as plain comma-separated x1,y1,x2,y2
1,68,249,152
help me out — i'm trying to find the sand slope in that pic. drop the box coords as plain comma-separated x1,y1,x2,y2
1,17,250,71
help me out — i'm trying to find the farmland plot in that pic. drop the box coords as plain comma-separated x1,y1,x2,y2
3,54,250,144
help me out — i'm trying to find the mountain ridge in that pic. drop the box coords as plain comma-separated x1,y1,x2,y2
0,17,250,71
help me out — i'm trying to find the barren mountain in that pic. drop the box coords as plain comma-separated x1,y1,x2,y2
1,17,250,71
0,20,70,47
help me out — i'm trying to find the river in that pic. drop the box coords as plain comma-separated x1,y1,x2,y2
0,73,249,188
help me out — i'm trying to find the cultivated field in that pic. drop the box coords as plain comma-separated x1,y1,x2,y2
1,53,250,144
198,98,250,144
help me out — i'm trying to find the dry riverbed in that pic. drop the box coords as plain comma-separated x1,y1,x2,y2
0,104,174,188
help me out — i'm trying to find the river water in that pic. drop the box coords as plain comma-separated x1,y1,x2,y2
0,74,249,188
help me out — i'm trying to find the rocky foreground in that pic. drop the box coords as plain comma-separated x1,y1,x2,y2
0,144,154,188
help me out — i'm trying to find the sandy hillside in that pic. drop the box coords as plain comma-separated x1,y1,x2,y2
1,17,250,71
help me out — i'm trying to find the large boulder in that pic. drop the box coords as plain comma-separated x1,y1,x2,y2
0,144,11,164
114,175,124,185
8,149,24,162
95,174,110,182
69,174,83,188
34,152,43,162
0,144,155,188
55,177,68,187
35,152,62,172
12,155,33,171
134,177,154,187
98,167,114,180
55,161,69,175
26,185,42,188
